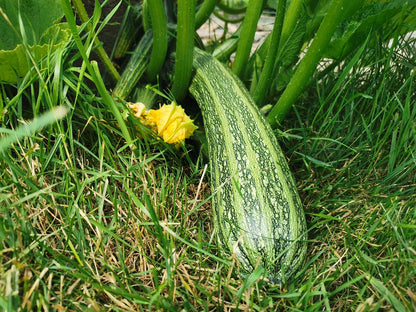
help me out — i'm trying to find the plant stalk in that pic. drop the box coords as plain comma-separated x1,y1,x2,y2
280,0,304,48
142,0,151,32
145,0,168,81
195,0,218,29
172,0,196,101
232,0,264,77
267,0,361,127
61,0,134,150
252,0,287,104
71,0,120,82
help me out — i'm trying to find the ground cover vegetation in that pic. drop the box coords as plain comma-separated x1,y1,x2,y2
1,0,416,311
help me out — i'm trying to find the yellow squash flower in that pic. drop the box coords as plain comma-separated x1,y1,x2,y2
128,101,197,144
147,102,198,144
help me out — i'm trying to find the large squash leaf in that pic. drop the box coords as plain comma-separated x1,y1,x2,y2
0,0,70,83
324,0,416,59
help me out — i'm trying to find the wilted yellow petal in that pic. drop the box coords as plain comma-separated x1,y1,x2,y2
126,102,156,139
128,102,146,118
147,102,197,144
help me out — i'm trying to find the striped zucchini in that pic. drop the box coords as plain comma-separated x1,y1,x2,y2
217,0,248,14
114,2,143,59
189,49,307,284
112,30,153,100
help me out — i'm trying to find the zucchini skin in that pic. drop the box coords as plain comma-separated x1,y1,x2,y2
189,49,307,284
114,2,143,59
112,30,153,100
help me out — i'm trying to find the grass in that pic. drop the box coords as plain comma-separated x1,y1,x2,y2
1,7,416,312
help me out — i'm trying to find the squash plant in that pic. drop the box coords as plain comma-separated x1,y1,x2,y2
0,0,71,84
60,0,416,284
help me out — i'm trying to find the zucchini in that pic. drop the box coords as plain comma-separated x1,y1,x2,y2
212,24,242,62
112,30,153,100
114,2,143,59
189,49,307,284
217,0,248,14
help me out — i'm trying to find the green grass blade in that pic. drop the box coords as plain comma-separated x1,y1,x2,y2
235,266,265,306
71,0,121,81
0,105,68,153
367,275,408,312
61,0,135,150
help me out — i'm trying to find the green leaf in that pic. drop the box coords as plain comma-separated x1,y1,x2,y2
367,275,408,312
272,11,307,92
0,23,71,83
0,0,63,49
0,0,67,83
325,0,416,59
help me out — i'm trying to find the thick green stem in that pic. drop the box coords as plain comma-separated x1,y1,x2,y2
146,0,168,81
232,0,264,77
252,0,286,104
248,0,303,74
267,0,361,128
195,0,218,29
0,88,4,122
72,0,120,82
280,0,303,49
61,0,134,149
142,0,151,32
172,0,196,101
